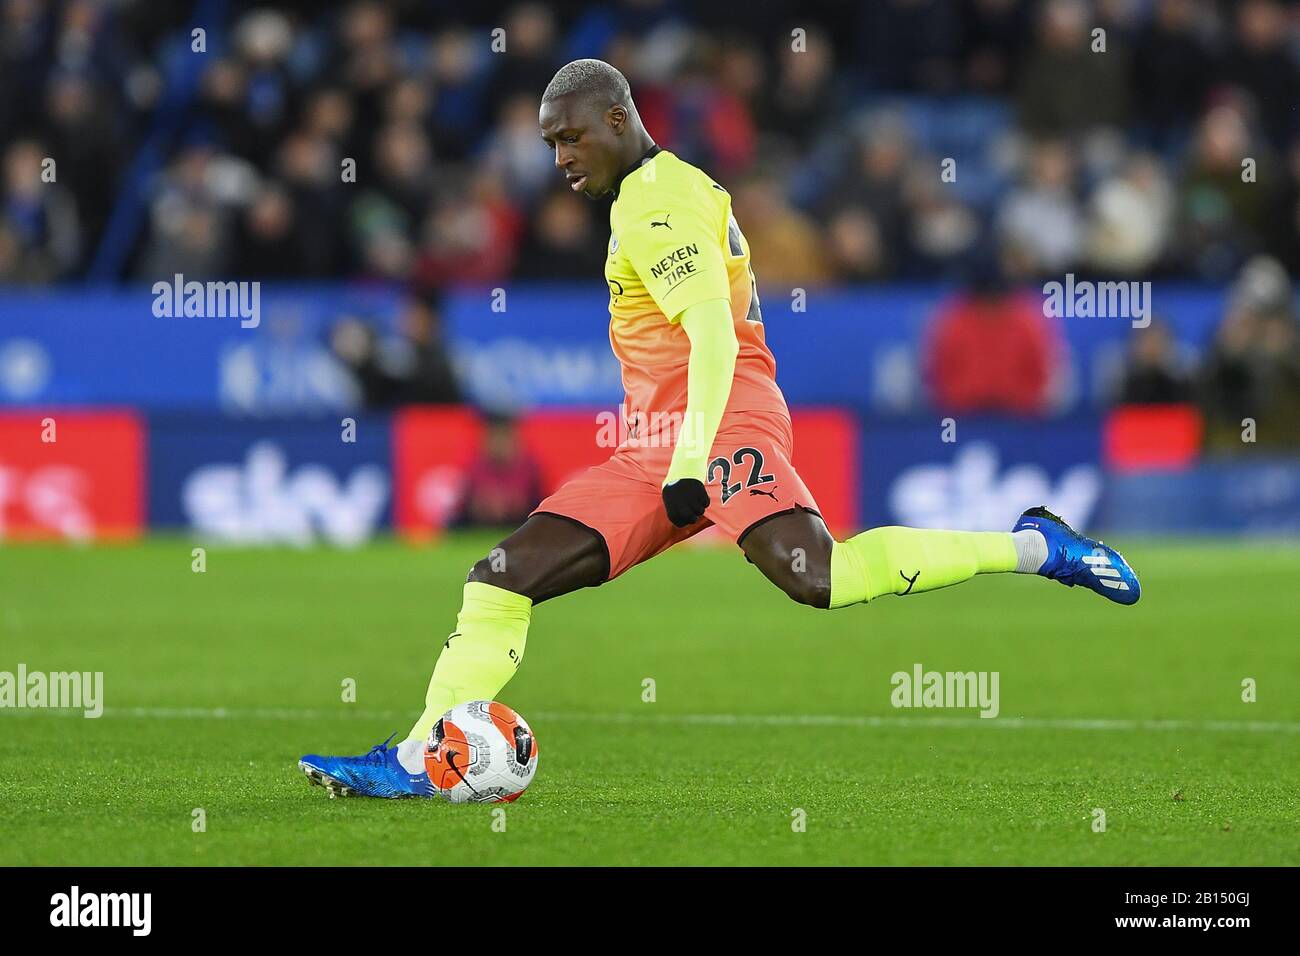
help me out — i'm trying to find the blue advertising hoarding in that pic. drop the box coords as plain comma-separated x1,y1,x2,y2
147,414,393,545
443,283,1229,413
858,416,1105,530
1,282,1231,414
1100,461,1300,534
0,284,400,413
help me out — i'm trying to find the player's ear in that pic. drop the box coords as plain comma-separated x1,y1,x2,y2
607,104,627,135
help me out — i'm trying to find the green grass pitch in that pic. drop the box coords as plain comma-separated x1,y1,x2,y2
2,535,1298,866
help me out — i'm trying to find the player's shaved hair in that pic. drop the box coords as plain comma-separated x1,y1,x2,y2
541,58,632,108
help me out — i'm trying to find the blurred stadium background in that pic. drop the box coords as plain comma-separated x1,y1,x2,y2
2,0,1299,545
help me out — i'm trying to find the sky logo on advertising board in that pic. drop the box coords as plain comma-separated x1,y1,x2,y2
889,443,1101,531
181,441,387,546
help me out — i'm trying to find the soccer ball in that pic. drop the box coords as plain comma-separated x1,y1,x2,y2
423,701,539,803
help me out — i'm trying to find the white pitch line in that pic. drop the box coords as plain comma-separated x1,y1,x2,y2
4,706,1300,735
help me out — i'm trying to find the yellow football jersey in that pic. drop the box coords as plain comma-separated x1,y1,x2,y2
604,148,787,423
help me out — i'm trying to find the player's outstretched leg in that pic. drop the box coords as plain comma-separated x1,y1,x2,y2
299,514,607,798
739,505,1139,610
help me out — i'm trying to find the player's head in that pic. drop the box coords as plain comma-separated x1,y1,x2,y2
539,58,651,200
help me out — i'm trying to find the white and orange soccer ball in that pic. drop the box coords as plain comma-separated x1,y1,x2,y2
423,701,539,803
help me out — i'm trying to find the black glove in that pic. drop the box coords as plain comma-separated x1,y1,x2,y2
662,478,710,527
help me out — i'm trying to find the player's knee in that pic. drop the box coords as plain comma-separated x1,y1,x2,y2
779,571,831,609
464,519,607,603
748,542,831,608
467,553,519,590
742,516,833,609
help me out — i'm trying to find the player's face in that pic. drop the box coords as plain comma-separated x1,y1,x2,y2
539,96,624,200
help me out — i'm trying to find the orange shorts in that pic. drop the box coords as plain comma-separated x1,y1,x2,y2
532,410,822,580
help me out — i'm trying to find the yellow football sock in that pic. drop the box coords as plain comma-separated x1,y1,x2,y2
829,527,1017,609
407,582,532,741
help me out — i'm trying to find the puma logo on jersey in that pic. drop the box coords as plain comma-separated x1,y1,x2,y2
1082,552,1130,590
748,486,778,500
650,213,671,229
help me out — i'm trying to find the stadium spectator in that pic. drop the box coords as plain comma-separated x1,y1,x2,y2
1085,153,1174,275
198,58,262,164
1224,0,1300,149
1177,102,1277,280
1131,0,1214,149
961,0,1031,94
276,129,347,277
665,38,759,179
395,289,461,405
1275,137,1300,274
902,164,981,278
1117,320,1194,403
483,3,561,124
761,25,836,143
1,0,1299,291
43,72,122,253
995,138,1084,277
821,110,916,271
731,172,829,286
328,290,460,408
225,9,296,167
1,137,81,282
451,413,544,529
302,87,358,157
1200,256,1300,451
134,142,256,280
481,92,557,204
410,169,523,288
335,1,402,150
823,206,888,281
515,187,608,278
425,26,494,159
236,183,304,277
330,315,399,406
923,256,1062,415
361,119,436,228
1016,0,1130,136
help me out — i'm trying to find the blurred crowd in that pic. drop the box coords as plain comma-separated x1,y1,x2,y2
2,0,1299,288
921,252,1300,450
2,0,1298,445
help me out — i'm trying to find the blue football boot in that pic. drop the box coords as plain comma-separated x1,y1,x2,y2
1012,506,1141,606
299,733,437,798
